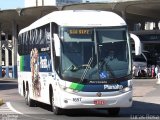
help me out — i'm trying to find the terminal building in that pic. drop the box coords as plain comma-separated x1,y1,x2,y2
25,0,82,7
1,0,160,78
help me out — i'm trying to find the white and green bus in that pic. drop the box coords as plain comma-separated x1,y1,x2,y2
17,10,141,116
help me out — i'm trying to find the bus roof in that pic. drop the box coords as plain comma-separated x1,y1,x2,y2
19,10,126,34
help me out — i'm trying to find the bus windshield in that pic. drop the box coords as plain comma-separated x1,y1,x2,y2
60,27,131,83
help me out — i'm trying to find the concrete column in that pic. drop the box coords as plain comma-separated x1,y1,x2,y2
121,11,126,21
155,21,159,30
128,22,135,31
0,35,2,78
12,20,17,78
5,34,9,77
141,22,145,30
145,22,150,30
42,0,44,6
36,0,38,6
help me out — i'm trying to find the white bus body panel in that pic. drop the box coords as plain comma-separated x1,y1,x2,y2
19,10,126,34
18,71,53,105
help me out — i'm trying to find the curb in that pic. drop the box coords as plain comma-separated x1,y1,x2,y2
0,78,17,83
0,98,4,106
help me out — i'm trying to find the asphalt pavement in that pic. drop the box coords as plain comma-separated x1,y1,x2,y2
133,78,160,105
0,77,17,106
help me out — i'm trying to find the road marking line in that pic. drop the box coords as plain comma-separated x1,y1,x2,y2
6,102,23,114
0,109,14,111
0,105,15,114
5,102,52,120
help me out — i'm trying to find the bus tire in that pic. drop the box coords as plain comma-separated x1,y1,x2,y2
52,97,63,115
25,89,34,107
23,81,25,97
108,108,120,116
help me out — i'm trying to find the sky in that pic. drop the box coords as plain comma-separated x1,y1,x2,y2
0,0,114,10
84,0,111,2
0,0,24,10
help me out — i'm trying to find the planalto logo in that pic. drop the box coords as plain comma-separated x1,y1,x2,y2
104,84,123,90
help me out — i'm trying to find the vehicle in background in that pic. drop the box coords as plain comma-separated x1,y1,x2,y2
132,51,147,77
143,50,156,66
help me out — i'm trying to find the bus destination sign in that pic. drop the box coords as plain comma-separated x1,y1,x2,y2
68,29,91,35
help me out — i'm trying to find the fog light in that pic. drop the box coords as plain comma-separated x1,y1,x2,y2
64,99,68,103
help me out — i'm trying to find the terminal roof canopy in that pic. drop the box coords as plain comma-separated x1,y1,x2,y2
62,0,160,23
1,0,160,35
0,6,58,34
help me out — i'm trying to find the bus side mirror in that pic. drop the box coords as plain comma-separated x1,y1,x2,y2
130,33,142,55
54,34,60,56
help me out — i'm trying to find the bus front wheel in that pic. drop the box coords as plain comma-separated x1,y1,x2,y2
107,108,120,116
52,97,63,115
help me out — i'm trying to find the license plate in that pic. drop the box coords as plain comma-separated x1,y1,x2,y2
94,100,106,105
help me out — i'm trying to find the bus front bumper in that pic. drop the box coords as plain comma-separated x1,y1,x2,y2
56,90,132,109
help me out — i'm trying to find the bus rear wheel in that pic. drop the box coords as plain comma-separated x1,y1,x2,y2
52,97,63,115
107,108,120,116
25,89,34,107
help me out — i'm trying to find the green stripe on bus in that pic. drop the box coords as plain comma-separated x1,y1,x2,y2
20,56,24,71
69,83,84,91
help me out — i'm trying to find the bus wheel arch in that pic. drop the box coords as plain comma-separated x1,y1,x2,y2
49,84,53,106
49,84,63,115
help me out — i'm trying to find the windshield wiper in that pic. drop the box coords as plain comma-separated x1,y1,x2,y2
66,65,77,72
65,64,92,72
80,57,93,83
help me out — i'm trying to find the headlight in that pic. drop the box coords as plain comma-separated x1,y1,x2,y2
120,86,132,93
120,80,132,92
63,87,79,93
58,83,79,93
